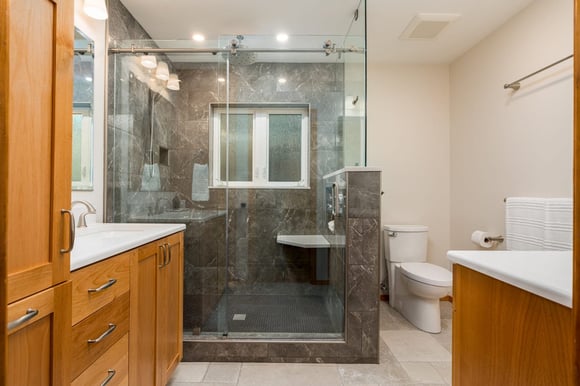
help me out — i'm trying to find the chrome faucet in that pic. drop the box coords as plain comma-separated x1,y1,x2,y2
71,200,97,228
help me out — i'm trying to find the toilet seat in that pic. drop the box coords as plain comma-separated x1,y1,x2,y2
400,262,452,287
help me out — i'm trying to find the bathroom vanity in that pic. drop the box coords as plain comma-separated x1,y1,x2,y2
70,223,185,386
448,251,573,386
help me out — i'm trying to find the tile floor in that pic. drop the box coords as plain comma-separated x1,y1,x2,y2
169,300,453,386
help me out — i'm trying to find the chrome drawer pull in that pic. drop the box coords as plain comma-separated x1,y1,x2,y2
88,323,116,344
7,308,39,330
101,369,116,386
88,278,117,293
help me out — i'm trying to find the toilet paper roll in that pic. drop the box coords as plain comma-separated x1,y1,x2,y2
471,230,494,248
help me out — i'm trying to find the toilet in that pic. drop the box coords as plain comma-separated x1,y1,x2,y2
383,225,452,333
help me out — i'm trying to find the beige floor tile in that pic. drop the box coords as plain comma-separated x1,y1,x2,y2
430,361,452,385
237,363,341,386
379,301,415,331
381,331,451,362
400,362,446,384
203,363,242,383
431,319,452,353
169,362,209,383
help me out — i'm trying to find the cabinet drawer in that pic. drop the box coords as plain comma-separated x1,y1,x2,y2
72,333,129,386
71,250,133,325
71,291,130,380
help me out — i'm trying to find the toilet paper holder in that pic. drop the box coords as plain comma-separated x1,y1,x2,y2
485,235,504,243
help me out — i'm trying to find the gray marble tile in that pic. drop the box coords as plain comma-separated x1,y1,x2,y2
347,265,379,313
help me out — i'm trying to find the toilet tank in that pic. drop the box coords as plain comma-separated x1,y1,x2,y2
384,225,428,263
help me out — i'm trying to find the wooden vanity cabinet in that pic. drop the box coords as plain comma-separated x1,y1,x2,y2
452,264,573,386
130,232,184,386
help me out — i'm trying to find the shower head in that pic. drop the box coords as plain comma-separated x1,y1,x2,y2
222,35,257,65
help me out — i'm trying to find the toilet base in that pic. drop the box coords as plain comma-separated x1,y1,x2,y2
397,295,442,333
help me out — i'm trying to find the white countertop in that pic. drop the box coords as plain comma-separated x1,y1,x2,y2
447,250,572,308
71,223,186,271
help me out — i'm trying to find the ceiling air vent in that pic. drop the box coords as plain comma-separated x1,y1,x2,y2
400,13,460,40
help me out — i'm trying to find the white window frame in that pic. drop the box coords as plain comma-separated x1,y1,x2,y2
210,104,310,189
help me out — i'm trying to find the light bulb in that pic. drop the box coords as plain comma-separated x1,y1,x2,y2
83,0,108,20
156,61,169,81
141,54,157,69
167,74,181,90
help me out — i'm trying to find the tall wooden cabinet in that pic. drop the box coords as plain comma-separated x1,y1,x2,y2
1,0,74,383
130,232,183,386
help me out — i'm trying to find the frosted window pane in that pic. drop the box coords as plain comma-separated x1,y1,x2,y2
269,114,301,182
220,113,253,181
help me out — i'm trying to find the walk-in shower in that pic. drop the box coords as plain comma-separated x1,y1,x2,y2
107,0,374,363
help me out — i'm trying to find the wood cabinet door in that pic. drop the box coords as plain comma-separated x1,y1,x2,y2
129,241,160,386
157,233,183,385
7,281,71,385
4,0,74,304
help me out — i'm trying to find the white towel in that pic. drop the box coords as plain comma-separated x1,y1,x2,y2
191,163,209,201
543,198,572,250
140,163,161,191
505,197,545,250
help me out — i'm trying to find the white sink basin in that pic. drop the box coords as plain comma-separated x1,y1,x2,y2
71,223,185,271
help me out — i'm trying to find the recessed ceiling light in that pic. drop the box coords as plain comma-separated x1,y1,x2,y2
192,33,205,42
217,77,226,83
276,33,289,42
278,78,287,84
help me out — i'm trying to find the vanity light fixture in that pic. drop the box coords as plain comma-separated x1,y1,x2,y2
83,0,108,20
167,74,181,90
141,54,157,69
192,33,205,42
217,77,226,83
276,33,289,42
156,61,170,81
278,77,287,84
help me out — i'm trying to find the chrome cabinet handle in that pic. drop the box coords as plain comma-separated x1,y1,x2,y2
7,308,39,330
388,231,398,238
88,279,117,293
60,209,76,253
101,369,116,386
87,323,116,344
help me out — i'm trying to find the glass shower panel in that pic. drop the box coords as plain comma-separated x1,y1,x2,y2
342,0,367,167
221,35,347,339
107,40,229,338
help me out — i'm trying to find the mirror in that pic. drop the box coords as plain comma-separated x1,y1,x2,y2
72,28,94,191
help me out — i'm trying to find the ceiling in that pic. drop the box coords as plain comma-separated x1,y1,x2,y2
119,0,536,64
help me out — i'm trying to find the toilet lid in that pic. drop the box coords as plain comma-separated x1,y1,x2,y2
400,262,452,287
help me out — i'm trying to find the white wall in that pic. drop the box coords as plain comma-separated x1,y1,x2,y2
449,0,573,250
72,0,106,223
367,64,451,270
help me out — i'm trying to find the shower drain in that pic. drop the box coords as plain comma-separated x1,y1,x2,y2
232,314,246,321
